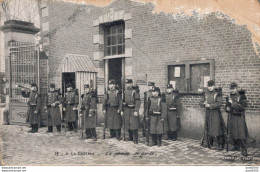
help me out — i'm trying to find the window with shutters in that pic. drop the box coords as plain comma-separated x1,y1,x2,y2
167,60,215,94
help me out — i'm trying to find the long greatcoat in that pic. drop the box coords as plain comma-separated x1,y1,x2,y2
22,91,41,125
122,88,141,130
200,90,225,137
63,90,79,122
81,92,98,129
149,96,165,134
225,92,249,140
45,91,62,127
164,92,179,132
103,89,122,130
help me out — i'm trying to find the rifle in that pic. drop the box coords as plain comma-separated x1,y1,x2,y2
225,96,231,152
143,92,147,137
200,94,211,149
122,89,126,141
103,89,108,139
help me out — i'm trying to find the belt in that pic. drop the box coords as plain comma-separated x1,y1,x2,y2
108,104,119,108
127,105,135,108
168,107,176,111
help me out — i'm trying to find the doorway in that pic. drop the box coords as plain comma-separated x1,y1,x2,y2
108,58,123,89
62,72,76,96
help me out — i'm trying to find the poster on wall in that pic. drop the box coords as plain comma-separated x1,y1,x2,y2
203,76,210,87
174,66,181,77
170,80,176,89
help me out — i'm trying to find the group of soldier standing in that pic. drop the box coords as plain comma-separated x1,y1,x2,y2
21,78,249,156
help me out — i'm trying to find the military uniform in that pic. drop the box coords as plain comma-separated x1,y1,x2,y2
103,80,122,140
163,84,179,141
143,82,155,144
45,84,62,132
21,83,41,133
148,87,165,146
81,85,98,141
122,79,141,144
200,81,225,149
63,84,79,132
225,82,248,156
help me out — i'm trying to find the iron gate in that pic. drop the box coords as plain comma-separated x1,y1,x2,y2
8,40,39,124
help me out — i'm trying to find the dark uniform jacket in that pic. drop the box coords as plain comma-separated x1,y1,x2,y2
22,91,41,125
45,91,61,127
63,90,79,122
225,91,248,140
81,91,98,129
103,89,122,129
122,87,141,130
163,92,179,132
199,89,225,137
149,96,166,134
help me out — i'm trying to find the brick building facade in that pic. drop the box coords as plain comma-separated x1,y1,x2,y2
38,0,260,141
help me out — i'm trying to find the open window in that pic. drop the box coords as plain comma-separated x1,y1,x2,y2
167,60,215,94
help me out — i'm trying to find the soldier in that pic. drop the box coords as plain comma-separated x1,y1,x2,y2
103,79,122,140
44,84,62,133
63,83,79,132
143,81,155,144
148,87,165,146
225,82,248,156
164,84,179,141
80,84,98,141
21,83,41,133
199,80,225,150
121,79,141,144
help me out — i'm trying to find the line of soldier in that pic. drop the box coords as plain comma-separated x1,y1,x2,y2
200,80,249,156
21,79,249,154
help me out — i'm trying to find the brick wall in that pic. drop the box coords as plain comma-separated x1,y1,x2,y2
42,0,260,141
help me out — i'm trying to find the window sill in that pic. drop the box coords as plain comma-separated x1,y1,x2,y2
103,54,125,59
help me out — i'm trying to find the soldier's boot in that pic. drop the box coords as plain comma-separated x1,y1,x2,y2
230,139,240,151
72,121,78,132
31,124,38,133
46,126,53,133
150,134,157,146
217,135,224,150
158,134,162,147
91,128,97,141
166,131,172,140
85,129,92,139
209,137,214,149
67,122,73,131
56,125,61,132
133,130,138,144
241,140,248,156
128,130,133,141
116,129,121,141
172,131,177,141
110,129,116,138
28,124,34,133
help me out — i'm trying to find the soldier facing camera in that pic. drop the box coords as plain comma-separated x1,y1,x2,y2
225,82,249,156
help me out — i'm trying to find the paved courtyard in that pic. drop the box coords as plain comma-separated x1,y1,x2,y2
1,123,260,166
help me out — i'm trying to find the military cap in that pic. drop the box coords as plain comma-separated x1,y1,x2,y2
167,84,173,89
84,84,90,88
207,80,215,87
153,87,160,92
230,82,237,89
66,83,72,88
148,81,155,86
126,79,133,84
50,84,55,88
109,79,116,85
30,83,37,87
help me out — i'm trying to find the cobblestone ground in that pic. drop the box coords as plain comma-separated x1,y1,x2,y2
1,123,260,166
